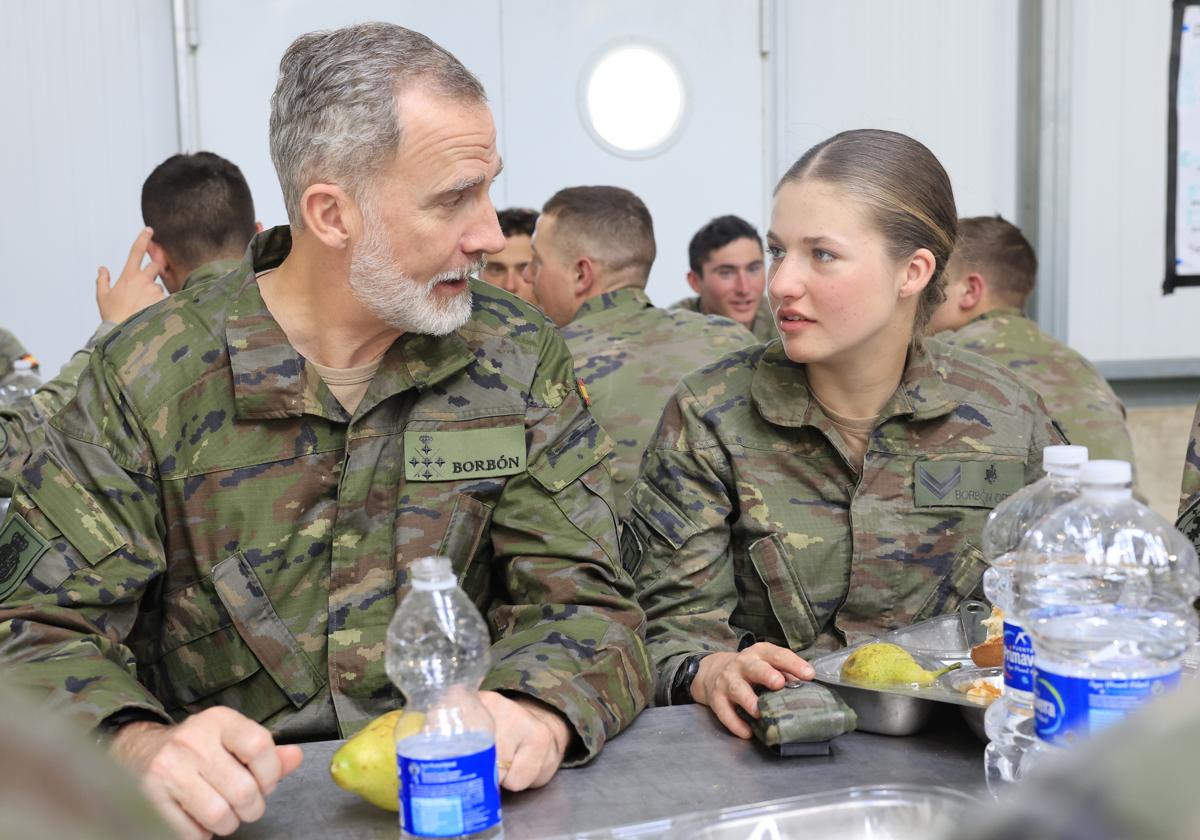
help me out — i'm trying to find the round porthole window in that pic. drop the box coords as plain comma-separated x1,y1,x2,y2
581,43,687,158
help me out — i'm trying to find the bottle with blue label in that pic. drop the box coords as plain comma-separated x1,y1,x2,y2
385,556,502,840
1016,460,1200,770
980,444,1087,792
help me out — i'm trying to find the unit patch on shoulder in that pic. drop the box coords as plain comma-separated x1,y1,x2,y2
1177,495,1200,557
0,511,50,602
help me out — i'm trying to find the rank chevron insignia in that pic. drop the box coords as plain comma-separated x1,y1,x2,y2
917,464,962,500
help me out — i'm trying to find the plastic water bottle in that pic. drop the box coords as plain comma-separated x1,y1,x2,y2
981,444,1088,792
1017,460,1200,770
385,556,502,840
0,357,41,407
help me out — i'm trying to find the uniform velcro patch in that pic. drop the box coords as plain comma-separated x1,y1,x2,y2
913,459,1023,508
0,511,50,602
404,425,526,481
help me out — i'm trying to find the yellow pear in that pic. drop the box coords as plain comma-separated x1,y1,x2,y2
840,642,961,687
329,708,426,812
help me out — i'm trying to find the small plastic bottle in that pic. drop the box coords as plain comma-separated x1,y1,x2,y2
385,556,502,840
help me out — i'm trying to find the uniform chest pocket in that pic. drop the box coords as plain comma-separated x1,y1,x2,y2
437,493,495,613
144,552,326,721
913,542,988,622
740,534,822,652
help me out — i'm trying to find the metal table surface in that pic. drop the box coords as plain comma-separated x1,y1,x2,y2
233,703,985,839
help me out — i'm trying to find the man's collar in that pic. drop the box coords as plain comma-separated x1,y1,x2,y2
970,306,1025,325
569,287,653,325
749,341,958,428
226,226,477,421
181,258,244,291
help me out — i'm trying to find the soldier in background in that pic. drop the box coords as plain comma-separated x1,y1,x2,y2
480,206,539,304
0,23,650,839
525,186,754,518
136,151,262,292
928,215,1134,466
629,130,1061,738
673,214,775,343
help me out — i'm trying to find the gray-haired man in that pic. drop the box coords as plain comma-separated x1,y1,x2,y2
0,22,651,837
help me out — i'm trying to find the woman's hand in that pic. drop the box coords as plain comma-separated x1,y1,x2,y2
691,643,815,738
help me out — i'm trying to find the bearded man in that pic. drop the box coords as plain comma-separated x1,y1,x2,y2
0,23,651,839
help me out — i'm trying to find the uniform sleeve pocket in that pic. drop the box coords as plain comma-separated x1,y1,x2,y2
747,534,821,651
19,450,124,566
913,542,988,622
628,480,701,551
528,413,615,493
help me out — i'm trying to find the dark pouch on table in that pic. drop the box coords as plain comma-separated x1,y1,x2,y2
749,681,857,757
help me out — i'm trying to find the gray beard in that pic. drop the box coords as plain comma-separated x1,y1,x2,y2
348,222,479,336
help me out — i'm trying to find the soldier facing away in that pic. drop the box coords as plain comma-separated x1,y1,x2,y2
525,186,755,518
927,214,1134,466
627,130,1061,739
0,23,651,839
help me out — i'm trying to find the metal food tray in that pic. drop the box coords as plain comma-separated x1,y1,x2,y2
808,611,993,737
548,784,978,840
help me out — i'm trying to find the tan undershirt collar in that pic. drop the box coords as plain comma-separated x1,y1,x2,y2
307,357,382,415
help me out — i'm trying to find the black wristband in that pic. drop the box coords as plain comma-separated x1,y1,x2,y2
669,654,706,706
95,708,168,744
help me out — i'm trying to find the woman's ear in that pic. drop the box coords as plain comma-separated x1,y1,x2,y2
898,248,936,300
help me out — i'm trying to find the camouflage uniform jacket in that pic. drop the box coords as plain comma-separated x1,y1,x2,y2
0,328,27,379
937,308,1134,465
671,295,776,344
627,338,1061,703
1181,398,1200,517
561,288,755,519
0,227,652,764
0,263,231,496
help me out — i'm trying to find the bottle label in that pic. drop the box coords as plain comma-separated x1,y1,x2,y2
1034,666,1181,744
398,745,501,837
1002,621,1035,692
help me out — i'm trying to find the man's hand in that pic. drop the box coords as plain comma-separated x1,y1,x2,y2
96,227,167,324
109,706,304,840
690,643,815,739
479,691,571,792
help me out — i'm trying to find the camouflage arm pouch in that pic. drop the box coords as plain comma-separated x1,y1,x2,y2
750,680,857,756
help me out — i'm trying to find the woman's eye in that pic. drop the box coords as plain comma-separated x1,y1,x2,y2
814,248,835,263
766,245,786,262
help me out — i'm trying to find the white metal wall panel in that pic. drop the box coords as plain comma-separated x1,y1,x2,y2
0,0,178,375
1065,0,1186,363
191,0,505,233
772,0,1020,221
497,0,765,306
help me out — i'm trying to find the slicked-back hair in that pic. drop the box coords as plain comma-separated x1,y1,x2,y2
954,215,1038,306
498,207,538,239
541,186,656,280
688,215,762,274
140,152,256,273
269,22,486,228
779,129,957,343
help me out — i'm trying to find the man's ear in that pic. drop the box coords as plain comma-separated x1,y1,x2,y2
575,257,596,299
146,240,169,274
254,220,265,234
299,183,355,249
961,273,986,309
686,270,703,296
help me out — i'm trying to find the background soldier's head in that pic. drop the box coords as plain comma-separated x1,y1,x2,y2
525,186,656,327
927,215,1038,334
685,215,765,330
269,22,505,335
140,152,259,293
481,208,539,305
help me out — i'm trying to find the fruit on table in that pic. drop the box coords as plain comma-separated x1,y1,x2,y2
329,708,425,812
840,642,961,687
